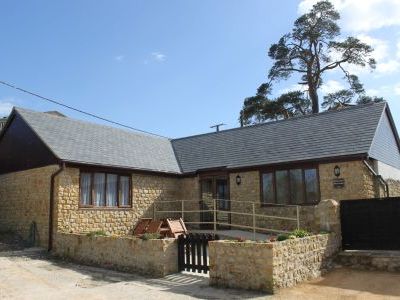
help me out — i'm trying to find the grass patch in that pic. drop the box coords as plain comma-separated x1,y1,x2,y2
86,230,107,237
140,233,161,240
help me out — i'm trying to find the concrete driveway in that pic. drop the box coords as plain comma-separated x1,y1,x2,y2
1,245,400,299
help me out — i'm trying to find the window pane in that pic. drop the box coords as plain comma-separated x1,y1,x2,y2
80,173,91,205
290,169,305,204
119,176,130,206
93,173,106,206
305,168,319,203
262,173,275,204
275,170,289,204
106,174,118,206
216,180,229,210
201,179,213,201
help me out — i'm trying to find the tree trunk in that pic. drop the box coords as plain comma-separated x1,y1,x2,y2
308,83,319,113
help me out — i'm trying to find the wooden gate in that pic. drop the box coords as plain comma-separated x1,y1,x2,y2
341,197,400,250
178,233,219,274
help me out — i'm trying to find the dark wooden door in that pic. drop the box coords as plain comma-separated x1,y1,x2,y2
199,176,230,229
216,179,230,228
341,198,400,250
200,179,214,228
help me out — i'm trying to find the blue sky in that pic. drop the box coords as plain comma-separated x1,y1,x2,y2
0,0,399,138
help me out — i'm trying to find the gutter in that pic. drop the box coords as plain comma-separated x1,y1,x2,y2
363,160,389,197
48,162,65,251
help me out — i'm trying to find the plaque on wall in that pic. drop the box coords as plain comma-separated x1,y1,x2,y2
333,178,345,188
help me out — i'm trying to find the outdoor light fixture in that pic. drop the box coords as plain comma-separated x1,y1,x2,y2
236,175,241,185
334,165,341,177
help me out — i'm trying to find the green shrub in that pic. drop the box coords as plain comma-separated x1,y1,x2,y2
86,230,107,237
277,234,288,241
291,229,310,238
141,233,161,240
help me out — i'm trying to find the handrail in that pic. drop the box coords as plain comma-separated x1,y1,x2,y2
153,198,300,207
153,198,301,240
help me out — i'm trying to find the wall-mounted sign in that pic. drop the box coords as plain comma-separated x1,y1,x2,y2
333,178,345,188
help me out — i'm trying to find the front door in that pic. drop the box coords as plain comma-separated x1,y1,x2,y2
200,179,214,228
200,176,230,229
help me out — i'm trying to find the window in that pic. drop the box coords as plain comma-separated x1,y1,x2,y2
80,173,91,206
119,176,130,207
80,171,131,208
261,166,319,205
262,173,275,203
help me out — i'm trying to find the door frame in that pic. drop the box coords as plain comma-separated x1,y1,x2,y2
199,172,230,227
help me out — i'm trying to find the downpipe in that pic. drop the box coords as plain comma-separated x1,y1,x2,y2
363,160,389,197
48,162,65,251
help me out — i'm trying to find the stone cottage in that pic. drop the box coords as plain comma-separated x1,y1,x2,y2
0,102,399,250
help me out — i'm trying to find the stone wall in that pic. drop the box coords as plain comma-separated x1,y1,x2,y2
226,161,385,233
229,171,315,232
177,176,200,226
387,179,400,197
272,233,341,289
338,250,400,272
0,165,58,247
53,233,178,277
55,167,180,236
209,233,341,293
319,161,382,200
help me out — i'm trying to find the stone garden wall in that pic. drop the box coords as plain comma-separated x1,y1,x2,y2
53,233,178,277
209,233,341,293
272,233,341,289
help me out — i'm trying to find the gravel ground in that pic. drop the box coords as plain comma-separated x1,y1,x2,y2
1,234,400,299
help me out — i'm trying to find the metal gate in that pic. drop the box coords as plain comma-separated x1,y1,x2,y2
178,233,219,274
340,197,400,250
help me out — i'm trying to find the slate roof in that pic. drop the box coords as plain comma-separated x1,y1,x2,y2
14,107,181,174
171,102,392,173
10,102,398,174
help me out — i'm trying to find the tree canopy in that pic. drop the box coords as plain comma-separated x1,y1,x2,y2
240,0,382,126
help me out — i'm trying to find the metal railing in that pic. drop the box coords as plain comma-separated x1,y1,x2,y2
153,199,300,240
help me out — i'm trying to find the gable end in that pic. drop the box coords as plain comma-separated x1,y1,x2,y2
0,113,59,174
369,107,400,169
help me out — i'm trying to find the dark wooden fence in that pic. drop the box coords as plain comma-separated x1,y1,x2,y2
178,233,219,274
341,197,400,250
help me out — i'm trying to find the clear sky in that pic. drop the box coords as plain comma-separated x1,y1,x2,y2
0,0,399,138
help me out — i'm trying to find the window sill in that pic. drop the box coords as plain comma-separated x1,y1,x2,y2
78,206,132,211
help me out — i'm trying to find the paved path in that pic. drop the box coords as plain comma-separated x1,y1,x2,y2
1,247,400,299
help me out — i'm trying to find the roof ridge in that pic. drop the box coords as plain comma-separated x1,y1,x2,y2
14,107,172,141
171,101,387,142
